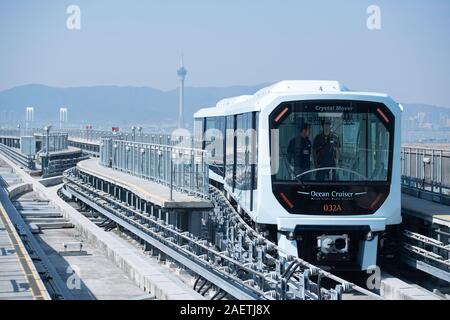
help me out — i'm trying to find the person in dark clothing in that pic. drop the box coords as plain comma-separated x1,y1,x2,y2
313,119,340,181
287,123,312,177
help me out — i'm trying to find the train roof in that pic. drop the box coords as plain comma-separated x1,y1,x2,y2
194,80,395,118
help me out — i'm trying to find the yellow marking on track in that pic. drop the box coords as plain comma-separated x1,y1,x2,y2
0,202,51,300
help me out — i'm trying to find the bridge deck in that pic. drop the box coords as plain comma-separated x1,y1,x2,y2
68,137,100,146
77,158,213,209
402,193,450,227
47,146,82,156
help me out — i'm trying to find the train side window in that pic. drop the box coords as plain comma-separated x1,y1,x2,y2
225,115,235,187
251,112,259,211
235,113,254,212
194,118,203,150
205,117,225,177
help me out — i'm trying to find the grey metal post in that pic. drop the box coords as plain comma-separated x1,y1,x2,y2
170,151,174,201
431,149,434,192
416,149,419,183
190,150,194,195
440,150,443,195
131,126,136,141
137,126,142,142
408,147,411,178
44,125,52,176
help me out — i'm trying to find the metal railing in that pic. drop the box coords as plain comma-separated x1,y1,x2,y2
0,128,21,137
0,144,35,170
1,129,70,152
0,128,179,145
64,128,191,146
64,129,122,143
35,132,69,152
42,155,89,178
401,146,450,201
402,229,450,283
100,138,209,199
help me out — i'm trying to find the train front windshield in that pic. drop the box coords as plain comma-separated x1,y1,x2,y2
270,100,394,215
271,100,393,184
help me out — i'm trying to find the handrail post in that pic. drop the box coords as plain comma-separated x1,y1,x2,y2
170,152,173,201
439,150,443,195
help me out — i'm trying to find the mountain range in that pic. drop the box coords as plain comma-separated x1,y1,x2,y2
0,84,268,128
0,84,448,129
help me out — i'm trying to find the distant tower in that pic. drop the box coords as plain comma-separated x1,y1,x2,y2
59,107,68,129
177,56,187,128
26,107,34,122
25,107,34,135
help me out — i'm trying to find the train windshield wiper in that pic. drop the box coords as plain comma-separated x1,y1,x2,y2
294,167,368,183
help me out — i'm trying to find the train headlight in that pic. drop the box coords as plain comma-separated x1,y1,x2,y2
317,235,349,254
366,231,375,241
287,231,295,241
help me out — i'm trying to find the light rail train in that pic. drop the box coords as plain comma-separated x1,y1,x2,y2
194,80,402,271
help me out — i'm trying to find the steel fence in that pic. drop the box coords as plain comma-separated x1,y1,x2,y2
100,138,209,198
0,128,21,137
0,144,35,169
401,146,450,196
34,132,69,152
64,128,193,145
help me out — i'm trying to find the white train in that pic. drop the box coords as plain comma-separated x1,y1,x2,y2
194,80,402,271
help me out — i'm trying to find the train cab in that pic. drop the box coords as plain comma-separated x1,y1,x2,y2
194,80,402,271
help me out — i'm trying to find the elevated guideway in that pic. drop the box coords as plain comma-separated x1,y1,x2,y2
400,146,450,287
0,204,50,300
77,158,212,210
0,159,50,300
0,129,87,177
4,128,449,299
402,193,450,228
68,137,100,157
62,133,450,299
62,138,382,300
0,153,204,300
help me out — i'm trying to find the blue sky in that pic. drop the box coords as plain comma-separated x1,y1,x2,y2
1,0,449,106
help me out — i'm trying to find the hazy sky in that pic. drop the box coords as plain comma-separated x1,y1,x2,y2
1,0,450,106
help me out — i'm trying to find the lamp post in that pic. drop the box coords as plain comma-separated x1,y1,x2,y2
137,126,142,142
44,125,52,156
131,126,136,142
44,125,52,176
113,143,117,168
125,145,130,172
170,150,176,201
140,147,145,177
422,156,431,190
